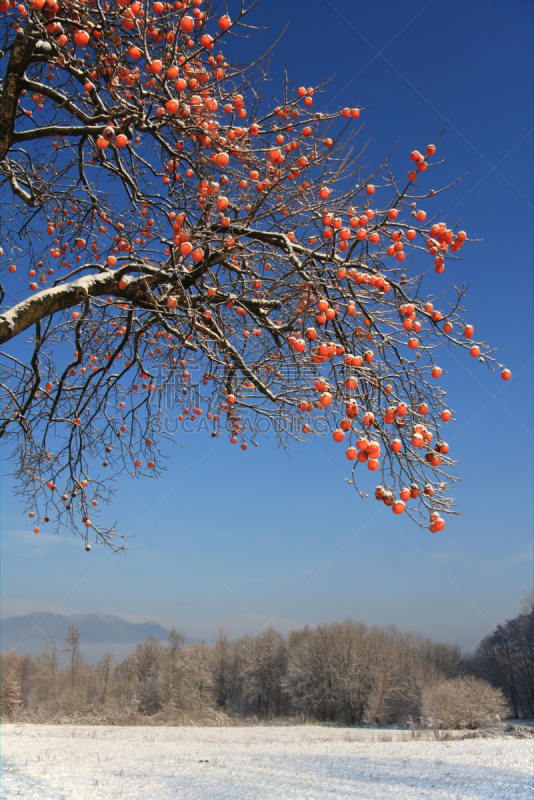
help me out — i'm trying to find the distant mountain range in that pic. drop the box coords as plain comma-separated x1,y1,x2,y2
1,612,174,662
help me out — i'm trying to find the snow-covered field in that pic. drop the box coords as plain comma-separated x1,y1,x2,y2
1,724,532,800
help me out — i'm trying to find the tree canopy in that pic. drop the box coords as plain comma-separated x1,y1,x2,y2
0,0,511,550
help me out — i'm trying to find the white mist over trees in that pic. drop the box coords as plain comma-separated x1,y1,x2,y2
3,607,529,728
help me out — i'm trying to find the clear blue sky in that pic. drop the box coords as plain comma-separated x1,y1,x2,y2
1,0,532,652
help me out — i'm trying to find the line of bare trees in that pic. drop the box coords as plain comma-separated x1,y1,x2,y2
2,607,529,727
467,593,534,720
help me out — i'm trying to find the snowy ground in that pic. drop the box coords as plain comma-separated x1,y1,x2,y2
1,724,532,800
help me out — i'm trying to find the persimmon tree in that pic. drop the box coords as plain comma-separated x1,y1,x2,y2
0,0,511,550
